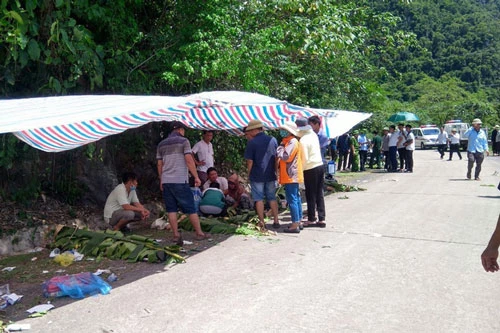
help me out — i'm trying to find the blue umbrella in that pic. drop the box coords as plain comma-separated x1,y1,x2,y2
387,112,420,122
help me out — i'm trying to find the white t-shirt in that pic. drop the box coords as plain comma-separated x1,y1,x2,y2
436,132,448,144
103,184,139,219
192,140,214,173
202,177,228,192
405,132,415,150
449,133,460,144
389,131,399,147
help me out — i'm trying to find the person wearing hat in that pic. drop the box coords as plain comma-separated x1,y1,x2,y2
277,121,304,233
447,128,462,161
157,121,209,244
369,130,382,169
295,117,326,228
463,118,489,180
244,119,280,229
492,125,499,156
436,127,449,159
381,127,391,171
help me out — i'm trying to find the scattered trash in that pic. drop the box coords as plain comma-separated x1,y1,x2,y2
43,272,111,299
42,270,49,274
31,257,38,261
72,250,84,261
183,240,193,245
0,298,7,310
0,284,9,295
94,269,111,276
6,323,31,331
2,267,16,272
107,273,118,282
26,303,55,314
3,293,23,305
151,217,169,230
28,247,44,253
54,269,66,273
53,252,75,267
49,248,61,258
338,195,349,199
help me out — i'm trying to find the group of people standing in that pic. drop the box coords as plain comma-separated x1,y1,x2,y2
244,117,326,234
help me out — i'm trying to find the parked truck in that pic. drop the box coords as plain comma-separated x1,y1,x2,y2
443,120,470,151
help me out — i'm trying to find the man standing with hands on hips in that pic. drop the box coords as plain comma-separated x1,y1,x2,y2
463,118,489,181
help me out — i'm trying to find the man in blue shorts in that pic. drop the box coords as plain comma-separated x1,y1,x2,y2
157,121,209,244
244,119,280,229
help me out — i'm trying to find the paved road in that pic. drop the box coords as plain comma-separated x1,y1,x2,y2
20,150,500,332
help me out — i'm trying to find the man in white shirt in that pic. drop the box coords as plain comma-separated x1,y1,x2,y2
388,125,399,172
202,167,228,192
104,172,150,232
447,129,462,161
403,124,415,173
192,130,214,185
436,127,448,159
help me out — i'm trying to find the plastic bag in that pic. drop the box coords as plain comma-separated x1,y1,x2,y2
43,272,112,299
53,252,75,266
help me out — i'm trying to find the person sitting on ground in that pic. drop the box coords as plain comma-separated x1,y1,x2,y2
224,173,253,211
103,172,150,232
199,182,227,216
202,167,228,191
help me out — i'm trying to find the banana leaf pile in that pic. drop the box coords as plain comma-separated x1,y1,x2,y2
52,226,185,264
324,179,366,193
177,210,271,236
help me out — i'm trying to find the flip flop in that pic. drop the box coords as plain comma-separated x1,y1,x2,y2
173,234,183,246
303,221,326,228
283,227,300,234
194,233,211,241
272,223,281,229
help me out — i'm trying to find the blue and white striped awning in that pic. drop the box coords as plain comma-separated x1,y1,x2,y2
0,91,371,152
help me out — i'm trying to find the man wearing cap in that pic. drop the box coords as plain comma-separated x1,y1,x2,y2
296,118,326,228
277,121,304,233
403,124,415,173
463,118,489,180
492,125,499,156
244,119,280,229
447,128,462,161
157,121,209,243
192,130,214,185
436,127,448,159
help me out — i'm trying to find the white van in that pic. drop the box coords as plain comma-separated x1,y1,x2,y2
411,125,440,150
443,120,470,151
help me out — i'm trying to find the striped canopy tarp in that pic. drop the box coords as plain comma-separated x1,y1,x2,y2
0,91,371,152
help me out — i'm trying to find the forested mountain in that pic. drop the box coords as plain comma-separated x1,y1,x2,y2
0,0,498,205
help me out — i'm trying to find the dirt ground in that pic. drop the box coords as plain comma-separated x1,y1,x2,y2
0,225,231,323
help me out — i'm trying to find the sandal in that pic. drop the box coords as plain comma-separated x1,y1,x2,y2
303,221,326,228
172,234,183,246
194,233,211,241
272,222,281,229
283,227,300,234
